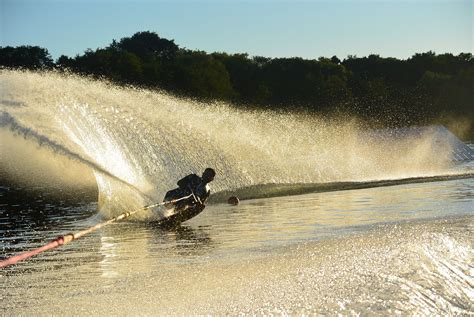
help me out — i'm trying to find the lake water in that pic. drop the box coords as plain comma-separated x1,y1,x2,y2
1,171,473,315
1,70,473,315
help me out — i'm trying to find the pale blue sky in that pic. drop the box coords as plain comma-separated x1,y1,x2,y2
1,0,472,60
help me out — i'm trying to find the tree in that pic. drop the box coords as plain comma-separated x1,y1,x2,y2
172,51,236,100
0,46,54,69
115,52,143,82
113,31,179,60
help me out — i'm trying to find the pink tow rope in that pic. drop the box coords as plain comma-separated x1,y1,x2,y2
0,194,193,268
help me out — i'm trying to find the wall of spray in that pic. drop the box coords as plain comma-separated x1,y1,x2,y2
0,70,454,217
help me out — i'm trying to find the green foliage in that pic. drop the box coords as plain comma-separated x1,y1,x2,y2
111,31,179,61
419,71,452,91
171,51,236,99
0,46,53,69
1,32,473,138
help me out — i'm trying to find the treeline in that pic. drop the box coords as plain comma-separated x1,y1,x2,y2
1,31,473,138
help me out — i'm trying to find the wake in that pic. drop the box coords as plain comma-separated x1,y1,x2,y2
211,172,474,202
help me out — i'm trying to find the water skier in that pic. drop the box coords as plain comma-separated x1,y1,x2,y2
163,168,216,212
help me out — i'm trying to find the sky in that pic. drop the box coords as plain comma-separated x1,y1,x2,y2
1,0,472,61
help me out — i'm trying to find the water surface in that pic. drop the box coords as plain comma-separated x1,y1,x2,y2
1,176,473,315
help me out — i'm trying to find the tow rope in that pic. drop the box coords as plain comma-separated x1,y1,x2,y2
0,194,194,269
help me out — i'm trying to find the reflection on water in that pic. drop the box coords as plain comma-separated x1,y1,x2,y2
1,177,473,265
1,177,473,315
191,177,474,254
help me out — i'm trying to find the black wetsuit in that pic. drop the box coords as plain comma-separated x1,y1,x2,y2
163,174,211,209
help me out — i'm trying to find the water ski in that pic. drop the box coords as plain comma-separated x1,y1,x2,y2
155,189,206,228
156,203,205,228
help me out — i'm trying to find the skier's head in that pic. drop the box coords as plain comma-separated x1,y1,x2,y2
202,168,216,183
